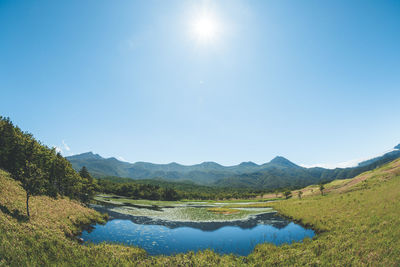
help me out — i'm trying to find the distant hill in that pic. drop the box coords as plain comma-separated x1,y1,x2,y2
67,144,400,190
67,152,268,184
357,148,400,167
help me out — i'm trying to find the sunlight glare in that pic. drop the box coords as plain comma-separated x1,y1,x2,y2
191,13,221,44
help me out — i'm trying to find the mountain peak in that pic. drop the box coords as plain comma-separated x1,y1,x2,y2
269,156,298,167
238,161,258,167
168,162,182,167
198,162,223,169
67,152,103,160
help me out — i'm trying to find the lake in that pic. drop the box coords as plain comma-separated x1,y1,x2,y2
81,203,315,256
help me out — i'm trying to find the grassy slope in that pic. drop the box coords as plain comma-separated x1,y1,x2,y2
251,158,400,266
1,158,400,266
0,169,146,266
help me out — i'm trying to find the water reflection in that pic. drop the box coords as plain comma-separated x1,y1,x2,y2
81,205,315,256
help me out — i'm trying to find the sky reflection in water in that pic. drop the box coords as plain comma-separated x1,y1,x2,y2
81,209,315,256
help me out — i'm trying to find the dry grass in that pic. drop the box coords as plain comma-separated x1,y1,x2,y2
207,207,240,214
1,159,400,266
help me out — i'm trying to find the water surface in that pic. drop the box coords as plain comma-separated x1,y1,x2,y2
81,205,314,256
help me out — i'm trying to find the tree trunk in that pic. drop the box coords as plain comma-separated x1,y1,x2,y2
26,192,30,217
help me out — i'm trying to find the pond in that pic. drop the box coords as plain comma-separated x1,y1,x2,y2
81,203,315,256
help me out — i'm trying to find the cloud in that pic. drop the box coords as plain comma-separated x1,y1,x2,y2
62,140,70,151
300,148,397,169
53,140,72,156
300,160,360,169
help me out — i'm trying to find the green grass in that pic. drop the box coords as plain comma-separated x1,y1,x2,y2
1,158,400,265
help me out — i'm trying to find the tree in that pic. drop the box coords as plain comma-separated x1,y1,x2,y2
18,161,46,217
284,190,292,199
79,166,91,180
0,117,100,207
79,166,97,203
49,153,70,197
162,188,179,201
298,191,303,199
319,183,325,196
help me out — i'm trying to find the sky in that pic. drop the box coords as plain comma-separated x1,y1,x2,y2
1,0,400,167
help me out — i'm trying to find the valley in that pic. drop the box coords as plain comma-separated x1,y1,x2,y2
67,147,400,190
1,155,400,265
1,117,399,265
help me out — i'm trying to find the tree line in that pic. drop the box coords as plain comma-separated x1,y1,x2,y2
0,117,97,217
97,176,270,200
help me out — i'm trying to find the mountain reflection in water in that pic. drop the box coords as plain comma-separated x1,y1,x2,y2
81,204,315,256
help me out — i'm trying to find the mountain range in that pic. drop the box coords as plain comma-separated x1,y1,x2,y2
67,144,400,189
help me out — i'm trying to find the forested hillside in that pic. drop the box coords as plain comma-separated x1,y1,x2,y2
0,117,97,216
68,147,400,190
97,176,268,200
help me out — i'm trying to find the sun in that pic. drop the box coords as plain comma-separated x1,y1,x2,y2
191,14,220,43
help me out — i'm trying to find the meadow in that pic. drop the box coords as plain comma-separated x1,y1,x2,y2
94,194,275,221
1,158,400,266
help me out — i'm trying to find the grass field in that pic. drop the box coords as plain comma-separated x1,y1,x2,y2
1,158,400,266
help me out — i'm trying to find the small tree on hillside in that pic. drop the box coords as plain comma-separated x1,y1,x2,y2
284,190,292,199
298,191,303,199
319,183,325,196
18,161,46,217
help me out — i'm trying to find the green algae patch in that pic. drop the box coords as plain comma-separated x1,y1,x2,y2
207,207,241,215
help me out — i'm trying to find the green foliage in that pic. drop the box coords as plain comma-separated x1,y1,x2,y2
298,191,303,199
79,166,91,179
284,190,292,199
67,149,400,191
97,176,270,200
319,183,325,195
78,166,97,203
18,161,45,217
2,159,400,266
0,117,96,205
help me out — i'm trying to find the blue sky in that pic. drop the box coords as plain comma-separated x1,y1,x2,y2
1,0,399,167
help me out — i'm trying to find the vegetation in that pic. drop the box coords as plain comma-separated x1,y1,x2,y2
94,195,273,221
1,117,400,265
284,190,292,199
223,202,273,208
1,157,400,265
319,183,325,195
97,176,271,200
207,207,240,215
67,147,400,190
0,117,97,216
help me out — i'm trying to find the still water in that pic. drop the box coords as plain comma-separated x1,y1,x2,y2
81,206,315,256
